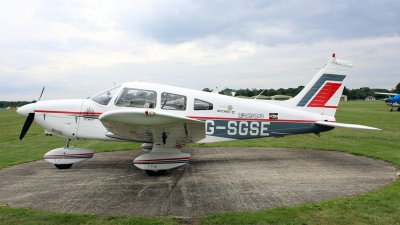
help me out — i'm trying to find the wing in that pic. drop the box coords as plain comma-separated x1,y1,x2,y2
375,92,397,96
316,121,381,131
99,109,205,145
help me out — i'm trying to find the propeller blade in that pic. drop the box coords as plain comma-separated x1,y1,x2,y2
19,113,35,140
38,86,45,101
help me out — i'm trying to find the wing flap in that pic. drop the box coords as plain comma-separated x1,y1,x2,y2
316,121,381,131
99,109,203,126
99,109,205,144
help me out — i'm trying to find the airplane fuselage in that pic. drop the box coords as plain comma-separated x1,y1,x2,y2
21,82,334,143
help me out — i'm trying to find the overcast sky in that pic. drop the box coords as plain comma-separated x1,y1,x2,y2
1,0,399,101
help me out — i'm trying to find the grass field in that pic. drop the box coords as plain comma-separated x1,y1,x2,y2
0,101,399,225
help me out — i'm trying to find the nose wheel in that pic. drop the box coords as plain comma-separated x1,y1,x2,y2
55,164,73,169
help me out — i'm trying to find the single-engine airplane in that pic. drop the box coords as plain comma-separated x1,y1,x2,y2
375,92,400,112
17,54,380,175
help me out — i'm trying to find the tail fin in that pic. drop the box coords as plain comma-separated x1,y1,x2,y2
284,54,353,117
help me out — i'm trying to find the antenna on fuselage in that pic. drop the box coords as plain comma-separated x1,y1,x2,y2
254,89,266,99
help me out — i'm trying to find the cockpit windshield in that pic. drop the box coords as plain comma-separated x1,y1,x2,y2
91,85,121,105
115,88,157,108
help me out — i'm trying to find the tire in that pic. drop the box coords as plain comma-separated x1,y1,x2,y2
55,164,73,169
145,170,166,176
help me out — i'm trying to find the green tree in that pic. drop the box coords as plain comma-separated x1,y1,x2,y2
395,82,400,93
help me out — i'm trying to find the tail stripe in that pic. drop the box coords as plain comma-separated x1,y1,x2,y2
307,82,342,107
297,74,346,107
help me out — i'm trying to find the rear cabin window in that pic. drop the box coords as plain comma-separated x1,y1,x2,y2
161,92,186,110
115,88,156,108
194,99,213,110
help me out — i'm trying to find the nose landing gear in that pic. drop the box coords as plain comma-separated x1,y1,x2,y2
43,139,95,169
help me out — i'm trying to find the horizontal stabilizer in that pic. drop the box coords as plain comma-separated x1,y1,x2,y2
316,121,381,131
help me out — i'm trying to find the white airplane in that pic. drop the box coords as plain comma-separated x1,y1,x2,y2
17,54,380,175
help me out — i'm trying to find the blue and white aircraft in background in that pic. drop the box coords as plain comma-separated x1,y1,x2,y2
17,54,380,176
375,92,400,112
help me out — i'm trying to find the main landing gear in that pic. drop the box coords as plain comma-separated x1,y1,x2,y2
389,107,400,112
134,133,191,176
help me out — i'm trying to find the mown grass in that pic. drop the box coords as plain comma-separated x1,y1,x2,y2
0,101,399,225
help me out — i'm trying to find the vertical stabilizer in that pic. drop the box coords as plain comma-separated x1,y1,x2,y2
283,54,353,117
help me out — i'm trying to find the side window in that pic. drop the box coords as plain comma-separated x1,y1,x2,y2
161,92,186,110
115,88,156,108
194,99,213,110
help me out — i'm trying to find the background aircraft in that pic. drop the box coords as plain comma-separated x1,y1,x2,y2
17,54,380,175
375,92,400,111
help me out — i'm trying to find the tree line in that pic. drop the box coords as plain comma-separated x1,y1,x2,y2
1,83,399,108
0,101,32,109
203,82,400,100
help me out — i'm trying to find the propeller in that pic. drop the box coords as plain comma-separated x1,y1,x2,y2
18,86,45,140
38,86,45,101
19,113,35,140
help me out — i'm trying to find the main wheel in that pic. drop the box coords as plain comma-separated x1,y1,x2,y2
145,170,166,176
390,108,394,112
55,164,73,169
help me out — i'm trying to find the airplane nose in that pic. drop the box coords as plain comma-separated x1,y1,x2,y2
17,103,36,117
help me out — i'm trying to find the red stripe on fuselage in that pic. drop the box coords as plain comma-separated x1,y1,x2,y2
188,116,317,123
307,82,341,108
34,110,102,115
34,110,331,123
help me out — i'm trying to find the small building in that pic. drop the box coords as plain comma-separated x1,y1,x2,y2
237,95,292,101
365,96,376,101
255,95,272,100
235,96,253,99
271,95,292,101
341,95,348,101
